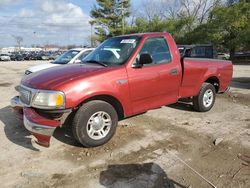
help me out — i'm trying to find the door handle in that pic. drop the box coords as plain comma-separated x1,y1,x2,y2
169,68,178,75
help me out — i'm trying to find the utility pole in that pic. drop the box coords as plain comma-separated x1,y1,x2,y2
67,26,70,49
89,20,94,47
33,31,36,52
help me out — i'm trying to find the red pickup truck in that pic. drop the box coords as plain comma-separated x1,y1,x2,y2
11,32,232,147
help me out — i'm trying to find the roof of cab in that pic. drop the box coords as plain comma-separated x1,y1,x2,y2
70,48,95,51
113,32,171,38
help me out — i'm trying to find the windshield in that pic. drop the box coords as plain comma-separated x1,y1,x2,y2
83,36,141,66
52,50,80,64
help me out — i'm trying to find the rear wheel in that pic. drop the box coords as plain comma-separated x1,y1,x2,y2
72,100,118,147
193,83,216,112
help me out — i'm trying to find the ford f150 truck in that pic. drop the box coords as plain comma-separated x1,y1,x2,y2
11,32,233,147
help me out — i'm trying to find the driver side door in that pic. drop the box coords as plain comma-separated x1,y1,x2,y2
127,37,178,114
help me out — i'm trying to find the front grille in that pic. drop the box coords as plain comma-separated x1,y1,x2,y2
19,86,31,105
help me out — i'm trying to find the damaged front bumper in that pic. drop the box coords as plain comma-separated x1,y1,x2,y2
11,96,69,147
23,107,60,147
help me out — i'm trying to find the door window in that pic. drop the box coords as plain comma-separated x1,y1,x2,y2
137,37,171,65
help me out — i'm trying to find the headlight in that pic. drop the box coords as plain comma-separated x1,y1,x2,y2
32,91,65,109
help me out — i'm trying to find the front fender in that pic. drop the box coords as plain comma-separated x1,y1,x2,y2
64,80,132,116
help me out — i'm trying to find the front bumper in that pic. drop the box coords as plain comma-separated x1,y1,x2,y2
11,96,61,147
11,96,24,120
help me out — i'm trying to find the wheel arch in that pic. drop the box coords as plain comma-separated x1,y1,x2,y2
79,94,125,120
204,76,220,93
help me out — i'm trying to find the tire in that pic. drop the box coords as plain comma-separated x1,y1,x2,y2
192,83,216,112
72,100,118,147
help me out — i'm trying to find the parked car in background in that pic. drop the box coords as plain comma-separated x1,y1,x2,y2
48,52,60,60
41,52,50,60
10,54,17,61
0,54,11,61
2,51,65,61
23,52,33,61
11,32,233,147
234,52,250,60
35,51,56,61
217,53,230,60
10,53,25,61
29,52,41,60
24,48,94,75
178,44,217,59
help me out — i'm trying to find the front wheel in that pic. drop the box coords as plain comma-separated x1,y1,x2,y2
192,83,216,112
72,100,118,147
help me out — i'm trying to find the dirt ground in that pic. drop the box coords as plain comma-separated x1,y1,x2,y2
0,61,249,188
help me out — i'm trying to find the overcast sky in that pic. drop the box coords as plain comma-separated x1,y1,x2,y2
0,0,142,47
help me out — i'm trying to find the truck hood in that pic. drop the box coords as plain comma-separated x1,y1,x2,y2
27,63,60,73
21,64,105,90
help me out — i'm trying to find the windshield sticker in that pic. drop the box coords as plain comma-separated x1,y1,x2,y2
121,39,136,44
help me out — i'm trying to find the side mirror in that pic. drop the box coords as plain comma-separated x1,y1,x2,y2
139,53,153,65
74,59,82,64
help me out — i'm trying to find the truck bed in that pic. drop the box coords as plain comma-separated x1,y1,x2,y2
179,58,233,98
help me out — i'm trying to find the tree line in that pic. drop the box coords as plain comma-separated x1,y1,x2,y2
90,0,250,59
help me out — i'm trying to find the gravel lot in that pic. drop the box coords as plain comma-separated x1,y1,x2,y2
0,61,249,188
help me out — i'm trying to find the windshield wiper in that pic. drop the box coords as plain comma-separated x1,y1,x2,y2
84,60,108,67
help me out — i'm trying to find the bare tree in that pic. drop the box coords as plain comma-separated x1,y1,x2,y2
142,0,164,20
12,35,23,51
165,1,182,19
179,0,221,24
134,0,220,23
132,0,182,20
133,0,170,21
